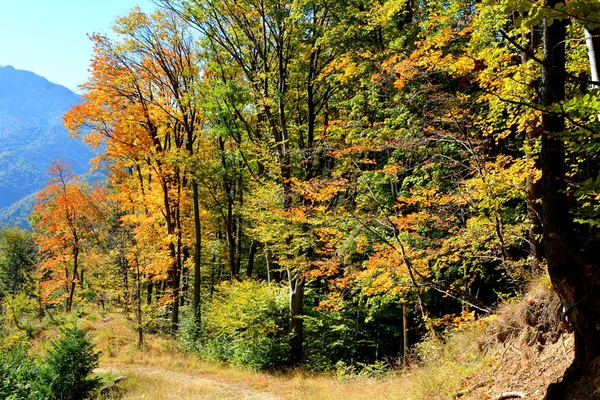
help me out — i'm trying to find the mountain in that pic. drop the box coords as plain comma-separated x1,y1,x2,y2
0,65,95,227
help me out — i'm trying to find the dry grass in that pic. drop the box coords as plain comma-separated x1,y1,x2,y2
85,309,490,400
455,275,574,400
483,275,563,349
405,322,492,400
27,276,577,400
86,310,415,400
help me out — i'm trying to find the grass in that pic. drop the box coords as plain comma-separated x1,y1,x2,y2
6,293,560,400
78,305,493,400
407,323,491,399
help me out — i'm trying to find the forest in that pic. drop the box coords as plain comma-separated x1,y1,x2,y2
1,0,600,398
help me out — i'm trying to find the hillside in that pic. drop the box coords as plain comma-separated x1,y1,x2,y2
16,277,579,400
0,2,598,400
88,278,585,400
0,65,94,227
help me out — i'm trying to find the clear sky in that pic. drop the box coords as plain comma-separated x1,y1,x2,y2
0,0,158,92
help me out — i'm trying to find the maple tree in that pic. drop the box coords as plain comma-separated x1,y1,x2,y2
31,162,106,313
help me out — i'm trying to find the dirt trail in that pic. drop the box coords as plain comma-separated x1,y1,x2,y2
96,364,283,400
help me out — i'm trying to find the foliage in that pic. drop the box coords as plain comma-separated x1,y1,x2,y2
2,293,43,338
0,327,100,400
28,0,600,385
31,161,108,312
0,226,37,298
0,337,45,400
410,322,489,399
40,326,101,400
197,280,291,370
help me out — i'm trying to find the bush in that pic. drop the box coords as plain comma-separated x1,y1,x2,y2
2,293,43,338
41,326,102,400
177,310,203,353
302,290,403,372
0,339,45,399
197,280,291,370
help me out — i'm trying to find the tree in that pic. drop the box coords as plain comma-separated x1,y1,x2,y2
537,1,600,397
41,326,102,400
0,226,37,298
32,161,106,313
65,9,206,331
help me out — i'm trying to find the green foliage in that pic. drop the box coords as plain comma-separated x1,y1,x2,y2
40,326,102,400
2,293,43,338
0,226,37,298
0,338,45,400
177,306,203,352
196,280,291,370
302,288,405,372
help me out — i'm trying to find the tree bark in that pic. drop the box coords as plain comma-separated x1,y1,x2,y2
585,27,600,88
192,181,202,324
66,245,79,313
135,261,144,348
289,276,305,365
247,241,257,278
520,20,543,271
585,26,600,122
402,303,409,367
541,3,600,397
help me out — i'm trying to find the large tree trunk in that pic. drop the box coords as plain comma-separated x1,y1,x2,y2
541,3,600,398
247,241,257,278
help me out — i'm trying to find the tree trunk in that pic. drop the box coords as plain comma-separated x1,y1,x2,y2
402,303,409,367
585,27,600,88
247,241,257,278
519,20,543,271
541,4,600,398
265,245,274,284
147,279,153,306
135,262,144,348
66,246,79,313
289,275,305,365
585,26,600,122
169,242,181,332
192,181,202,324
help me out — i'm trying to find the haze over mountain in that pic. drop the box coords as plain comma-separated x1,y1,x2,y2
0,65,94,227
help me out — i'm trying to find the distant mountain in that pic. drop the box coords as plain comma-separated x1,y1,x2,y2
0,65,95,227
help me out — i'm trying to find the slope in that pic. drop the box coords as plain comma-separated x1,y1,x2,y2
0,65,94,226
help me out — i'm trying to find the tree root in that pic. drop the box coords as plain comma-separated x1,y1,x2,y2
491,392,525,400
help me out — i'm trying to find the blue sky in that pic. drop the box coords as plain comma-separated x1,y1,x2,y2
0,0,157,92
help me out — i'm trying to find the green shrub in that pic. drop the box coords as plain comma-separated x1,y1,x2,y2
41,326,102,400
198,280,291,370
177,310,203,353
3,293,44,338
0,340,45,399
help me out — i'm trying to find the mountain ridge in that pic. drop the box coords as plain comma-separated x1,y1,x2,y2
0,65,95,227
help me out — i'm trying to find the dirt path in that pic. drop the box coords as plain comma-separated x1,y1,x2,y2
96,364,283,400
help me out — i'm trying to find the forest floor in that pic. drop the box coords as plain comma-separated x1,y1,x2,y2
86,314,416,400
79,276,597,400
